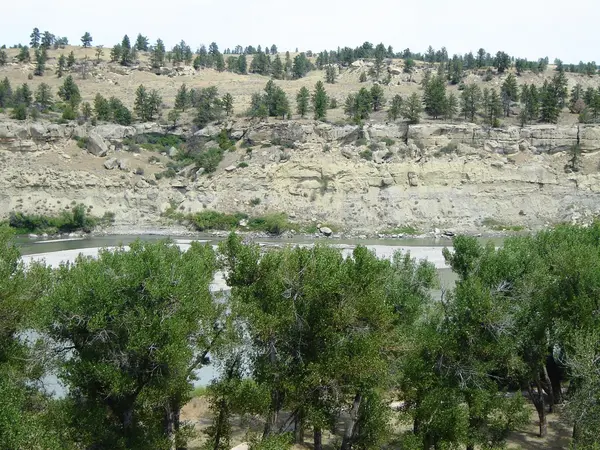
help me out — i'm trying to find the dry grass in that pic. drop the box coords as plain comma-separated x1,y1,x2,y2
1,45,593,126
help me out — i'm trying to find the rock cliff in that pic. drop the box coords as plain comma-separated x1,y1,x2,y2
1,119,599,233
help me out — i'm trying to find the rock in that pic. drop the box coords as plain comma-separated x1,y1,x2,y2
194,125,220,137
104,157,118,170
168,146,178,158
117,159,129,171
341,147,354,159
443,231,455,237
434,228,441,235
408,171,418,187
319,227,333,236
230,444,249,450
88,132,109,157
194,168,205,180
239,219,248,227
231,130,244,140
225,165,236,172
28,234,38,239
177,163,197,178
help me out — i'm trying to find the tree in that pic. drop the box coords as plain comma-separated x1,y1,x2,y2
222,93,234,116
80,102,92,121
296,87,310,118
238,54,247,74
423,75,446,119
373,43,386,79
175,83,189,111
30,27,41,48
312,81,328,120
292,53,310,79
109,97,133,125
95,46,104,63
81,32,92,48
57,75,81,108
403,92,423,124
194,86,223,128
17,46,30,63
135,33,149,51
67,51,75,68
359,71,367,83
448,55,463,84
41,240,222,449
93,93,110,120
501,73,519,116
444,92,458,121
494,51,511,73
120,35,133,66
461,84,481,122
167,108,181,128
387,94,403,121
34,47,47,76
150,39,166,68
345,88,372,123
0,50,6,66
486,88,503,127
41,31,55,49
55,54,65,78
34,83,53,111
370,84,385,111
325,65,337,84
0,77,12,108
13,83,33,107
552,68,569,108
134,85,162,121
271,55,284,79
540,80,560,123
110,44,122,63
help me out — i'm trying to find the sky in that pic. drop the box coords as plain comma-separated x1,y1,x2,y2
1,0,598,63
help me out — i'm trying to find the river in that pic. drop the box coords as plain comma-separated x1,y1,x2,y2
15,233,504,395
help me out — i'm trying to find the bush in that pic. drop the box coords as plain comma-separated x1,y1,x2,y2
250,198,261,206
11,104,27,121
148,155,160,163
8,204,97,234
359,149,373,161
75,136,88,149
195,147,224,173
135,167,144,175
247,213,290,235
237,161,249,168
381,137,395,146
154,168,176,180
192,211,247,231
62,105,76,121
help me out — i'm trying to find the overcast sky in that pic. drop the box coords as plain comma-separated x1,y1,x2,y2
1,0,598,63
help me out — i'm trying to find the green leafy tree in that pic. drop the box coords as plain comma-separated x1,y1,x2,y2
17,46,30,63
423,75,447,119
81,32,92,48
296,86,310,118
370,84,385,111
13,83,33,107
500,73,519,116
135,33,149,51
387,94,403,121
312,81,328,120
403,92,423,124
222,93,234,116
167,108,181,127
404,58,415,74
41,240,222,449
460,84,481,122
30,27,41,48
57,75,81,108
174,83,189,111
34,83,53,111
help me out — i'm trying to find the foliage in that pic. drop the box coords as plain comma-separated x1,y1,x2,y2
193,86,223,128
81,32,92,47
8,205,97,234
403,92,423,124
134,84,162,121
296,87,310,118
312,81,328,120
57,75,81,109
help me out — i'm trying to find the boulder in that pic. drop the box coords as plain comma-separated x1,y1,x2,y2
168,146,178,158
194,125,220,137
408,171,418,187
319,227,333,236
194,167,205,180
104,157,118,170
88,132,109,157
177,163,198,178
225,165,236,172
117,159,129,171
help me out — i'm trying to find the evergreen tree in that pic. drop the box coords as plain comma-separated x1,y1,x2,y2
325,65,337,84
11,103,27,120
215,53,225,72
222,93,234,116
444,92,458,121
387,94,403,121
404,58,415,75
134,84,162,121
94,93,112,121
67,51,75,68
30,27,41,48
0,50,6,66
120,35,132,66
135,34,149,51
552,68,568,108
540,80,560,123
423,75,447,119
0,77,12,107
41,31,54,49
359,71,367,83
460,84,481,122
150,39,166,68
271,44,277,55
271,55,283,79
296,87,310,118
34,83,52,111
570,83,584,112
238,54,247,74
312,81,328,120
493,51,511,73
345,88,373,123
500,73,519,116
403,92,423,124
476,48,486,67
370,84,385,111
110,44,122,63
95,46,104,62
81,32,93,48
34,47,47,76
57,75,81,108
175,84,189,111
448,55,463,84
292,53,310,79
80,102,92,121
17,46,30,63
226,56,238,72
373,43,386,79
13,83,32,107
57,54,66,77
486,88,503,126
285,51,292,77
109,97,133,125
194,86,223,127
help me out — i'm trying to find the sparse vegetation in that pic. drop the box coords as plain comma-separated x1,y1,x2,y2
481,217,525,232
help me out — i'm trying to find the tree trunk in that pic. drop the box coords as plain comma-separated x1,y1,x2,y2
314,427,323,450
340,392,362,450
528,380,547,438
294,409,305,444
164,402,177,450
263,389,280,438
546,354,563,405
542,366,555,413
466,445,474,450
213,398,228,450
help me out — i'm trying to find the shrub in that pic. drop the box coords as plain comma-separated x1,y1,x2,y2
62,105,76,121
11,104,27,120
359,149,373,161
356,137,368,146
7,204,97,234
135,167,144,175
154,168,176,180
195,147,224,173
381,137,395,146
192,211,247,231
250,198,261,206
148,155,160,163
237,161,249,168
247,213,290,235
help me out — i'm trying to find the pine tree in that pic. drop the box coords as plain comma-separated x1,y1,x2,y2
552,68,569,108
487,88,503,126
41,31,55,49
0,50,6,66
57,75,81,108
325,65,337,84
13,83,33,107
135,34,149,51
81,32,93,48
387,94,403,121
150,39,166,69
292,53,310,79
271,44,277,55
17,46,30,63
0,77,12,108
296,87,310,118
460,84,481,122
448,55,463,85
444,92,458,121
403,92,423,124
373,43,386,79
34,47,47,76
370,84,385,111
94,93,112,121
570,84,584,112
95,46,104,63
57,54,66,78
271,55,284,79
67,51,76,68
500,73,519,116
359,71,367,83
285,51,292,78
540,80,560,123
237,54,247,74
34,83,52,111
110,44,122,63
345,88,373,123
222,93,234,116
134,85,148,120
80,102,92,121
312,81,328,120
423,75,447,119
120,35,132,66
30,28,41,48
175,84,189,111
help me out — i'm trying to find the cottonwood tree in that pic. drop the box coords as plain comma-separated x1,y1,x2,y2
41,240,224,449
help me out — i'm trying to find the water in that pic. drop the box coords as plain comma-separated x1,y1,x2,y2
16,233,500,395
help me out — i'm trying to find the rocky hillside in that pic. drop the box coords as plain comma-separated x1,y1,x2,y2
2,118,600,234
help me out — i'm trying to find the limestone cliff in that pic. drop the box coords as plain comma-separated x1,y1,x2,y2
1,119,599,234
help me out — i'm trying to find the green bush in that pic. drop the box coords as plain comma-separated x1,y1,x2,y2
195,147,224,173
382,137,395,146
359,149,373,161
250,198,261,206
61,105,76,121
11,104,27,120
247,213,290,235
8,204,97,234
191,211,247,231
237,162,249,168
154,168,177,180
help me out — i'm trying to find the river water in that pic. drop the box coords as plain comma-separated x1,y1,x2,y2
15,233,503,395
